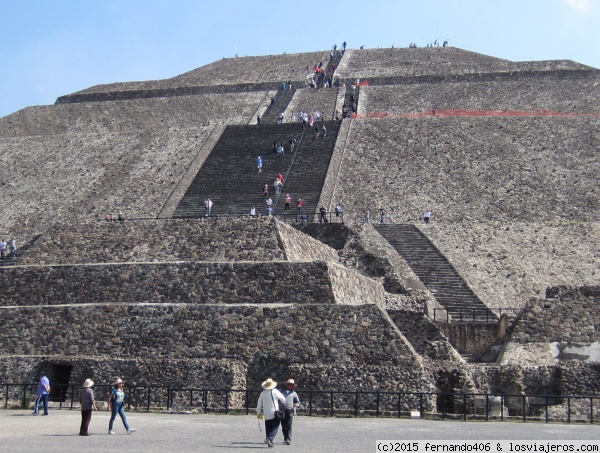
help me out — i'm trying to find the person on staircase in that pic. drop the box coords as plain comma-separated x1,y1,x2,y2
257,156,263,173
423,209,432,224
204,198,213,217
9,238,16,257
284,194,291,211
0,239,6,259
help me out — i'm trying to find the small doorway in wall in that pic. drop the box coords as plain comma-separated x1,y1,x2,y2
50,364,72,402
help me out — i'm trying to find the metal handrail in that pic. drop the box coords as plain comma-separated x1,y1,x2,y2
3,383,598,424
432,307,519,323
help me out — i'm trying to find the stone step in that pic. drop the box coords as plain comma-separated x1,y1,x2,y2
173,121,341,219
374,224,496,323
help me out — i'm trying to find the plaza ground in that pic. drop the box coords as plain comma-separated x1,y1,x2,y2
1,409,599,452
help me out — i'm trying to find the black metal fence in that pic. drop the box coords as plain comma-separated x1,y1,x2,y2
4,384,599,424
432,307,520,323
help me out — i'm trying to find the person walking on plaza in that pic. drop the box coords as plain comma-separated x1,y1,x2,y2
0,239,6,259
33,373,50,415
79,379,97,436
107,378,135,435
280,379,300,445
256,378,285,448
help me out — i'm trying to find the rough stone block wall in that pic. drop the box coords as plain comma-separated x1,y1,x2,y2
0,93,265,138
69,51,330,96
422,223,600,312
19,218,285,265
0,304,426,392
0,355,246,390
335,117,600,225
276,220,339,263
363,78,600,115
510,286,599,344
438,324,499,356
337,47,590,80
0,261,335,306
387,309,462,361
328,262,386,309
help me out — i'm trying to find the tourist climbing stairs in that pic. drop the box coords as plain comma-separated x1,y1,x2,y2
273,120,341,219
172,120,341,219
0,234,41,268
173,123,306,217
374,224,497,323
261,89,296,124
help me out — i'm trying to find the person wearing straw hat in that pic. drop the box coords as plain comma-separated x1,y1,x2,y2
107,378,135,435
79,379,97,436
256,378,285,448
280,379,300,445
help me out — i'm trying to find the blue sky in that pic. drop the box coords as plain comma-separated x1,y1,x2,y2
1,0,599,119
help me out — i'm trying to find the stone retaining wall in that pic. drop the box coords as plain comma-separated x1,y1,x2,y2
362,77,600,115
0,261,335,306
276,220,339,263
0,303,419,371
19,218,285,265
387,310,462,362
0,355,246,391
511,286,600,344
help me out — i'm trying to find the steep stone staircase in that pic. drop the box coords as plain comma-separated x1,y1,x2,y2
261,89,296,124
0,234,41,268
172,121,341,218
273,120,341,218
374,224,497,323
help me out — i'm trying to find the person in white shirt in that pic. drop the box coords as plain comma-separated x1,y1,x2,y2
256,378,285,448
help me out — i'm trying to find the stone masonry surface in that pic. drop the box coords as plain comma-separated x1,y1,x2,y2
363,78,600,115
0,304,418,367
68,51,330,96
0,261,336,306
19,218,285,265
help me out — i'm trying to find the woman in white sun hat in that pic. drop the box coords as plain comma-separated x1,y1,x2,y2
107,378,135,435
256,378,285,447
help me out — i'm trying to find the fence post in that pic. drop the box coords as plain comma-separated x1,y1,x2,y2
485,394,489,421
567,397,571,423
70,384,75,410
500,395,504,421
225,391,229,414
147,386,151,412
545,396,549,423
21,384,27,409
590,397,594,424
5,384,9,409
463,394,467,421
354,392,358,418
203,390,208,414
330,392,334,417
376,392,380,418
419,393,424,418
308,391,312,416
245,390,249,415
522,395,526,423
397,393,401,418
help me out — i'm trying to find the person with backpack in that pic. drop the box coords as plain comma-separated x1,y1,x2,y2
256,378,285,448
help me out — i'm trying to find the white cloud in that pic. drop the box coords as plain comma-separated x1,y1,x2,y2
565,0,590,10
